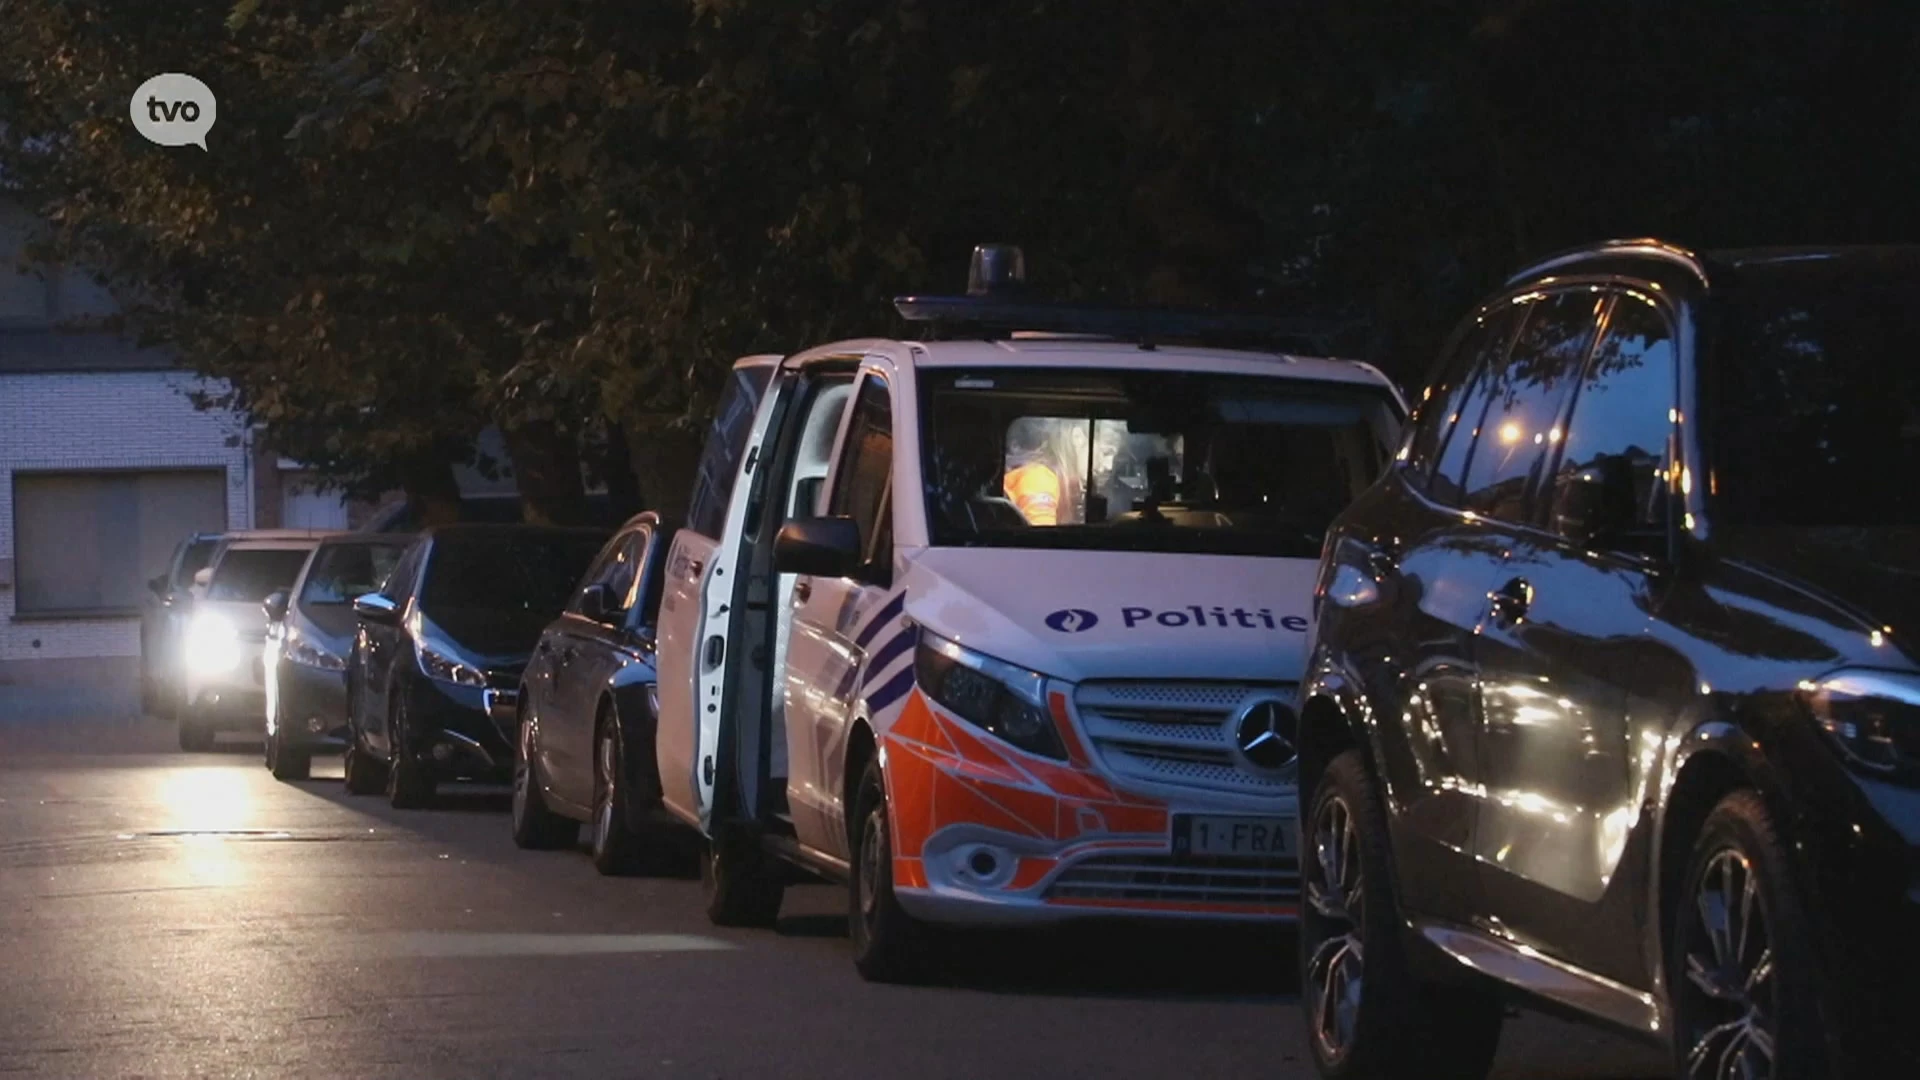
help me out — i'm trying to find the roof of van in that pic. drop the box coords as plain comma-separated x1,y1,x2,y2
778,336,1397,391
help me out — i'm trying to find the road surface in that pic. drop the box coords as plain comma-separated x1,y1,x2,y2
0,709,1670,1079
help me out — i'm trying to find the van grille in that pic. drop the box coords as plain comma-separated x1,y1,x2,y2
1046,854,1300,907
1073,681,1297,796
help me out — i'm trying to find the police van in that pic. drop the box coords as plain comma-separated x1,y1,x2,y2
651,247,1404,980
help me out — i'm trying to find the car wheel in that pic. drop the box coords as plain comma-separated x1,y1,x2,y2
267,724,311,782
1670,790,1826,1080
849,755,939,983
701,825,784,928
176,715,214,753
384,693,436,810
510,712,579,850
590,709,657,876
1302,750,1503,1079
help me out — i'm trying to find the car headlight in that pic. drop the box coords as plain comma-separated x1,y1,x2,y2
184,612,243,675
418,637,487,688
1806,670,1920,773
914,633,1065,760
285,631,346,672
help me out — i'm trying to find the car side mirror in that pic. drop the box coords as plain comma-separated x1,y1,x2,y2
794,476,825,516
578,583,617,624
774,516,863,578
192,567,213,589
351,592,400,625
149,574,170,598
1552,454,1640,548
262,590,290,624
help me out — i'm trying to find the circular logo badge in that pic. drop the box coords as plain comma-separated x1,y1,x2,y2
1230,698,1299,772
1044,608,1099,633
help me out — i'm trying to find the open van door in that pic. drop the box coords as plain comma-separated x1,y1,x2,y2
655,356,779,832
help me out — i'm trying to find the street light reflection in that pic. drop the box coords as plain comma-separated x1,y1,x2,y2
159,768,254,833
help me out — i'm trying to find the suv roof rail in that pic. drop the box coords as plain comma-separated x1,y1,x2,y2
1505,237,1709,287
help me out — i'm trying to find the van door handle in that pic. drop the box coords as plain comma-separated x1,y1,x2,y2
1487,577,1533,626
793,580,811,604
702,635,725,671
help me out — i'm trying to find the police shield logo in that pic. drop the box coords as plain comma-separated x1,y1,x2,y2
1044,608,1099,633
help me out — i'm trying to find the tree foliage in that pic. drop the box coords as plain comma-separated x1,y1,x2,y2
4,1,1917,519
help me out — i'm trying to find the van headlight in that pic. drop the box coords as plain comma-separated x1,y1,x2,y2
285,630,346,672
1807,670,1920,773
418,637,486,688
184,613,243,675
914,633,1065,760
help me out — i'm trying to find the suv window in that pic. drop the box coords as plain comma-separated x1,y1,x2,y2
688,363,776,538
1405,304,1523,483
1546,293,1676,538
828,376,894,580
1453,291,1603,521
1429,302,1527,503
300,542,406,607
176,537,220,589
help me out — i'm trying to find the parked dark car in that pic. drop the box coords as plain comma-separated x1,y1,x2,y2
139,531,224,717
261,534,409,780
343,524,610,808
1300,240,1920,1078
510,513,680,874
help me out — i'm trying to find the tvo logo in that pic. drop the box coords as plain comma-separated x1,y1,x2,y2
1044,608,1100,633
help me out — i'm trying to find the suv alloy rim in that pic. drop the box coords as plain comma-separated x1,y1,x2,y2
1679,848,1776,1079
1305,794,1365,1062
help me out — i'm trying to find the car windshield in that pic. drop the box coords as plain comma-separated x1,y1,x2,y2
1711,275,1920,526
299,542,406,607
921,368,1400,556
206,548,312,602
418,534,606,616
176,538,219,586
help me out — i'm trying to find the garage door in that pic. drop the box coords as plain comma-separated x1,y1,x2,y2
12,470,229,615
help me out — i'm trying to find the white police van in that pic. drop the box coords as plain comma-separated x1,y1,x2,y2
651,247,1404,981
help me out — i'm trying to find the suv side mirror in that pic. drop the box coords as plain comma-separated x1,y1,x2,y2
262,590,290,624
1552,453,1640,549
578,583,617,624
351,592,400,625
774,516,863,578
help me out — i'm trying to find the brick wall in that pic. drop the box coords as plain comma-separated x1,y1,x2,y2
0,369,253,661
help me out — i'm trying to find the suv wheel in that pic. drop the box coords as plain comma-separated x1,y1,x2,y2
1671,791,1824,1080
1302,750,1503,1079
848,756,939,983
701,826,784,928
510,713,579,850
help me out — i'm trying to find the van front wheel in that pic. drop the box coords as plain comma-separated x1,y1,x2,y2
702,826,783,928
849,757,941,983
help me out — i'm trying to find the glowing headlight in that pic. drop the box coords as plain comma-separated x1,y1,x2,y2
184,613,243,676
285,631,346,672
417,638,486,688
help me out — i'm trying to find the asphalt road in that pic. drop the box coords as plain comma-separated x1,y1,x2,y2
0,712,1671,1079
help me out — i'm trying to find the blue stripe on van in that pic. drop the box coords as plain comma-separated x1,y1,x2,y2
861,626,917,688
866,663,917,715
853,592,905,649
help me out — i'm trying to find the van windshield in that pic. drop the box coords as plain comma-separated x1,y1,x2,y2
921,368,1400,556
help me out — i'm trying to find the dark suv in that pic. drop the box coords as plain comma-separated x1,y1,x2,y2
1301,240,1920,1079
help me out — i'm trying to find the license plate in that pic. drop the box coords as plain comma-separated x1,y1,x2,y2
1172,814,1296,858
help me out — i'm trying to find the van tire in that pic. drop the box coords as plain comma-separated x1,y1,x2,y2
702,826,784,928
849,756,940,983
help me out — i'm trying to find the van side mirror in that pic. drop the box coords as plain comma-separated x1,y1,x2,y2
351,592,400,625
262,590,290,624
774,516,863,578
149,574,170,598
794,476,825,516
1551,454,1641,549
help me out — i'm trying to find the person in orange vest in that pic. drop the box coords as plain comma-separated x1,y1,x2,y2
1003,418,1062,526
